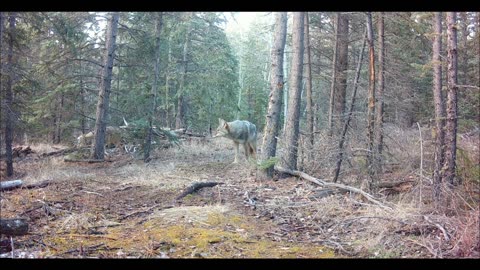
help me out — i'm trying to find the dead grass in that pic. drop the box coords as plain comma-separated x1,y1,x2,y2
1,125,479,258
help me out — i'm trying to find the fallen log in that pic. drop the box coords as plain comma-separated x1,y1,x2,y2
0,219,29,236
183,132,205,138
176,182,222,200
24,180,54,189
275,166,393,211
64,158,107,163
0,180,23,191
0,179,54,191
377,180,415,189
41,147,81,157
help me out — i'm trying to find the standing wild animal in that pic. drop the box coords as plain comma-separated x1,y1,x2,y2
213,118,257,163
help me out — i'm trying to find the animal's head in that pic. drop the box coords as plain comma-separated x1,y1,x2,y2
213,118,229,138
106,126,123,148
77,132,94,146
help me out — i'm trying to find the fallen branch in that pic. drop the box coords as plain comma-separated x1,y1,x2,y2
118,205,173,221
176,182,222,200
24,179,54,189
61,234,118,240
80,190,104,197
423,215,450,242
0,219,29,236
62,243,106,255
275,166,393,211
64,158,108,163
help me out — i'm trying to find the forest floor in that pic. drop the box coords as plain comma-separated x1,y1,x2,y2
1,128,479,258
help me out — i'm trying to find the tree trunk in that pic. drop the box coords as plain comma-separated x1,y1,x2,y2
53,94,64,144
236,48,244,120
283,44,289,131
79,61,87,134
477,13,480,88
432,12,446,201
176,13,192,130
4,13,16,177
333,31,367,183
165,34,172,128
443,12,459,186
313,14,323,134
366,12,376,189
328,13,349,136
460,12,468,86
375,12,385,170
327,14,338,136
258,12,287,180
280,12,304,170
144,13,163,162
334,13,349,130
92,12,119,160
0,14,3,155
304,12,314,147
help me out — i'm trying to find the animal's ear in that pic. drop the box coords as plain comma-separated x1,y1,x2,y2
218,118,225,125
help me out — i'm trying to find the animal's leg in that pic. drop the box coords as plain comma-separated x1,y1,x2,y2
243,143,250,160
249,141,257,160
233,142,240,163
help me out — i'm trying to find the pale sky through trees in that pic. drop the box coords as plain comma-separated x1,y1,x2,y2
224,12,269,33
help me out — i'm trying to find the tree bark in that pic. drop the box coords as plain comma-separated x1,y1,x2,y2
478,13,480,88
333,31,367,183
165,34,173,129
327,14,338,136
53,94,64,144
304,12,314,147
79,61,87,134
334,13,349,129
432,12,446,201
328,13,349,136
176,12,193,130
4,13,16,177
92,12,119,160
460,12,468,86
0,12,3,174
280,12,304,170
443,12,459,186
283,51,288,132
375,12,385,169
144,13,163,162
366,12,376,188
258,12,287,180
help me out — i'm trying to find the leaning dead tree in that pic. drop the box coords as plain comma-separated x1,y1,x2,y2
333,31,367,183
